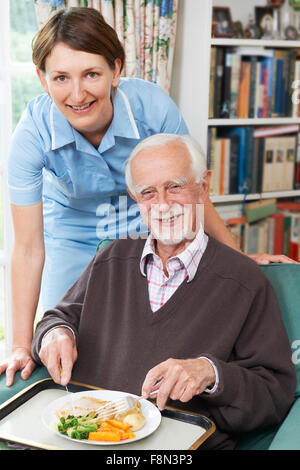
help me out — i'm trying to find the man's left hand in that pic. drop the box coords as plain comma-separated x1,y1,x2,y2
141,358,216,410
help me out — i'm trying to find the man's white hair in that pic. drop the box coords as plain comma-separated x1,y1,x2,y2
125,134,207,196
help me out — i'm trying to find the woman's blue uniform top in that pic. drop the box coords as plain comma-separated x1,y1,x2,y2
8,77,188,309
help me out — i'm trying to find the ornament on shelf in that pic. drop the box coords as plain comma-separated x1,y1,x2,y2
267,0,285,7
233,21,244,38
244,14,261,39
289,0,300,11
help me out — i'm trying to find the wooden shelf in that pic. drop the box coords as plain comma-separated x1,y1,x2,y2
210,38,300,48
208,118,300,126
211,190,300,204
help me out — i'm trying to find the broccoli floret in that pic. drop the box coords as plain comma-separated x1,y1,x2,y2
70,429,89,440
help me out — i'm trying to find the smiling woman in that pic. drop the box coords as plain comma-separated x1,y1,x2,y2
1,6,191,385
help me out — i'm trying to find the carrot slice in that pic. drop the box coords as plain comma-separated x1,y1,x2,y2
106,419,130,431
120,431,136,440
88,431,121,442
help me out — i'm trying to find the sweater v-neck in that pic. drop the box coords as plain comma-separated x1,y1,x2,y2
138,235,217,325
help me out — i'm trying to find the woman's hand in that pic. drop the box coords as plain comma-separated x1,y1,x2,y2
0,347,36,386
247,253,298,265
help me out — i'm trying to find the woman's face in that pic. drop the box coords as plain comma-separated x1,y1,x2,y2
37,42,121,140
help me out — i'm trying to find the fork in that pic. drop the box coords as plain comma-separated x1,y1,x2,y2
95,387,159,420
95,395,138,420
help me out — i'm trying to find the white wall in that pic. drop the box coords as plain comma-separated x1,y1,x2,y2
171,0,212,150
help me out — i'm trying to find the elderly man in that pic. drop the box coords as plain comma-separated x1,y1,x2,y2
31,134,296,450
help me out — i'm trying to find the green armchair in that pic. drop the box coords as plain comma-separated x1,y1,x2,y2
237,263,300,450
0,262,299,450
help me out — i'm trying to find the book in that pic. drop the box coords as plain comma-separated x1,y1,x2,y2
209,46,216,119
292,59,300,118
230,54,241,118
220,48,232,118
290,213,300,261
270,212,284,254
248,56,257,118
262,137,277,192
283,213,292,256
229,134,239,194
208,127,217,196
283,135,297,190
257,219,269,253
243,127,254,194
238,60,251,118
273,49,284,117
245,198,277,224
213,138,221,195
253,124,299,138
219,127,247,194
295,131,300,189
214,47,224,118
277,201,300,211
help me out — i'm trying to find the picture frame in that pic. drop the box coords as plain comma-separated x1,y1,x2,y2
284,25,299,40
212,7,234,38
255,6,274,39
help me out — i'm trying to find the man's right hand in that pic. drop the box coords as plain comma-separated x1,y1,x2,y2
39,327,78,386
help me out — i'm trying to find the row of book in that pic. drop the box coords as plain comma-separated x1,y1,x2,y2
209,46,300,119
218,200,300,261
207,124,300,196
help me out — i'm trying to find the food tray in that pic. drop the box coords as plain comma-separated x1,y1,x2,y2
0,378,215,450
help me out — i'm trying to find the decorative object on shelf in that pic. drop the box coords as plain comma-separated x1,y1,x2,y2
267,0,285,7
284,24,299,38
212,7,234,38
272,7,282,39
233,21,244,39
255,6,274,39
244,14,261,39
289,0,300,10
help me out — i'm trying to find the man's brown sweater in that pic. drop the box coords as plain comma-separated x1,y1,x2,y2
31,237,296,449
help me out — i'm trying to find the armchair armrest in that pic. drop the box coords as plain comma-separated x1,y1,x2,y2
269,398,300,450
0,366,50,405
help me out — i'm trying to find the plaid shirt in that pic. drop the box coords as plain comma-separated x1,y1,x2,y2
140,228,208,312
140,229,219,394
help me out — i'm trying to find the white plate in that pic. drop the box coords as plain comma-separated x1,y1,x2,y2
42,390,161,446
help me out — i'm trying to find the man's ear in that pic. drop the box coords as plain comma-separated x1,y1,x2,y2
198,170,211,203
36,68,50,95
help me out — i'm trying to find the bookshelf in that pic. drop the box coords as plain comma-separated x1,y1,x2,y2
170,0,300,259
171,0,300,204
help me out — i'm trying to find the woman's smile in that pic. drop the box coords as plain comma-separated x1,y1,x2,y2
67,100,97,114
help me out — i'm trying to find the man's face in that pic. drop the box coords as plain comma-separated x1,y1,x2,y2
129,141,209,246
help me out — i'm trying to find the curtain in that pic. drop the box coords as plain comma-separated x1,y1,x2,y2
33,0,178,94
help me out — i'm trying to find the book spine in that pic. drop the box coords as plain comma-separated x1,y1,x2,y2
229,135,239,194
271,213,284,254
209,46,216,119
220,49,231,118
230,54,241,118
249,56,257,118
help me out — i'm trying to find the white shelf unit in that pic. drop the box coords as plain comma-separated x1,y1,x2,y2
171,0,300,205
209,118,300,126
211,189,300,204
211,38,300,48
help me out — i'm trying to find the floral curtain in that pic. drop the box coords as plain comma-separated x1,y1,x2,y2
34,0,178,94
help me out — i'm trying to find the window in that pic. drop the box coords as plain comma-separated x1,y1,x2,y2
10,0,43,128
0,0,42,356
